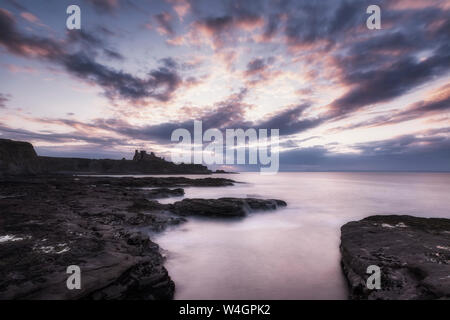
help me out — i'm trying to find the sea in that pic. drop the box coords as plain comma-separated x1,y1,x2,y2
146,172,450,299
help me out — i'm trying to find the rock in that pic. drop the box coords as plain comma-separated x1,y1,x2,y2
214,169,238,174
147,188,184,199
128,199,165,212
0,139,213,175
0,176,186,300
39,149,212,174
75,176,235,188
169,198,287,217
340,215,450,300
0,175,287,300
0,139,42,176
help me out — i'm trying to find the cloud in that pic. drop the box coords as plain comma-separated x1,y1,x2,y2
167,0,191,21
0,9,182,103
26,91,322,144
59,52,182,101
278,133,450,171
192,12,264,48
4,0,26,11
154,12,175,36
256,104,323,136
0,122,125,146
20,12,39,24
85,0,119,14
0,8,62,57
245,58,267,75
175,0,449,126
340,84,450,129
0,93,9,108
243,56,278,85
329,49,450,117
283,0,367,48
324,3,450,118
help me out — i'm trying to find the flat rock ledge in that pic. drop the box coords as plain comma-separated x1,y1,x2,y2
340,215,450,300
132,197,287,218
169,198,287,217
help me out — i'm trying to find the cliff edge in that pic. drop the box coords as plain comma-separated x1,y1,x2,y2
0,139,42,176
0,139,211,175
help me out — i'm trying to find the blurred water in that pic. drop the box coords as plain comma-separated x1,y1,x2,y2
152,172,450,299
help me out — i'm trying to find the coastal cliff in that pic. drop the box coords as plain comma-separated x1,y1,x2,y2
0,139,211,175
0,139,42,176
0,175,286,299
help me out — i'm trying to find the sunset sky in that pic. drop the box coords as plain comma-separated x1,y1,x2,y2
0,0,449,171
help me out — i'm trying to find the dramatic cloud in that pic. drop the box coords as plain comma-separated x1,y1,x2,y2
341,85,450,129
257,104,323,136
0,122,125,146
0,0,448,171
0,8,62,57
0,9,182,102
330,49,450,117
325,3,450,118
283,0,368,48
279,133,450,171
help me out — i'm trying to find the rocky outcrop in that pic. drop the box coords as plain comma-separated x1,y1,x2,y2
0,139,212,176
0,175,287,300
127,197,287,218
147,188,184,199
169,198,287,217
0,175,189,299
0,139,41,176
340,215,450,300
39,155,211,175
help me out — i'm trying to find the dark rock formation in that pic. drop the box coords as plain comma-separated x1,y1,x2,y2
214,169,238,174
133,150,160,162
169,198,287,217
39,154,211,175
0,176,187,299
0,139,42,176
340,215,450,300
0,175,287,300
0,138,211,175
147,188,184,199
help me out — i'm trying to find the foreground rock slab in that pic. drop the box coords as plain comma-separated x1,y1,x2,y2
340,215,450,300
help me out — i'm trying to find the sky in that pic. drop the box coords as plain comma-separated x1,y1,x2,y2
0,0,449,171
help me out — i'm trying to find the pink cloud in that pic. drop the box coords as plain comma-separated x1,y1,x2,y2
5,64,38,74
167,0,191,21
20,12,39,24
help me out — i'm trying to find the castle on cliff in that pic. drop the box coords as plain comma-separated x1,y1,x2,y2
133,150,163,162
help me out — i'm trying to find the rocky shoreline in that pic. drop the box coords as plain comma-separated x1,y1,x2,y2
340,215,450,300
0,175,286,300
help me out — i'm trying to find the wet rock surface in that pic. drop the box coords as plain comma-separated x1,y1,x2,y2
0,175,286,300
169,198,287,217
146,188,184,199
340,215,450,300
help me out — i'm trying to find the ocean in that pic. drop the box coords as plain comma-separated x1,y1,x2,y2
151,172,450,299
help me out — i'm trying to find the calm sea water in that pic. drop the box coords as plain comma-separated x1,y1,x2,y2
150,172,450,300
